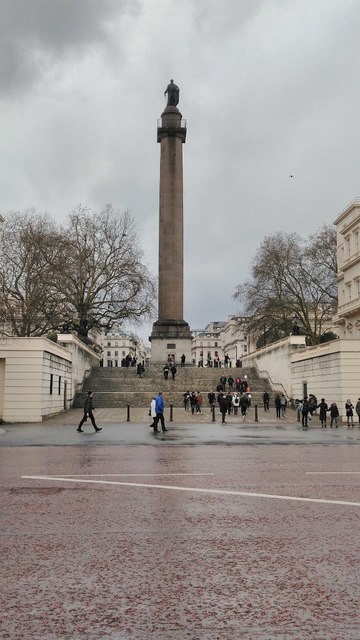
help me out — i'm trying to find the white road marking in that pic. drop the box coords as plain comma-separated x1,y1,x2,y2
45,473,215,477
306,472,360,475
21,476,360,507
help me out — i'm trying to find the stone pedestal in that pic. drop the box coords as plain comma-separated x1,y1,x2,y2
150,102,192,364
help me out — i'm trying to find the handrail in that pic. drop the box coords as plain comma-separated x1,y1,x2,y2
251,360,290,400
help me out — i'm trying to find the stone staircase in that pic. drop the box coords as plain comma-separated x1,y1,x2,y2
73,365,272,409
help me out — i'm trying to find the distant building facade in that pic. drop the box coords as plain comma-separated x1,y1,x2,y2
191,317,249,366
100,328,148,367
334,198,360,338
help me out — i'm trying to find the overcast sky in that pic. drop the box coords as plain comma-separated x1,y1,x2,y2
1,0,360,342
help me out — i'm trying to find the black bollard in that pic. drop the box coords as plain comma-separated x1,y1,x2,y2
170,404,173,422
212,405,216,422
127,404,130,422
255,404,258,422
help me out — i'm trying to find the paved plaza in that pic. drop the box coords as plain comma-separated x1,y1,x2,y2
1,408,360,639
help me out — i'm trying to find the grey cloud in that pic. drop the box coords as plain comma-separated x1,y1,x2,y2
0,0,138,94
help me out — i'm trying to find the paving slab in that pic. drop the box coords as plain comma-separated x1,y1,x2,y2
1,409,360,639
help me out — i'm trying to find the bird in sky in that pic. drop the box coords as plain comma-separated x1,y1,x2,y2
289,174,294,178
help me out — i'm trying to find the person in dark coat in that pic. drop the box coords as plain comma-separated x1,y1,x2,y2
345,399,354,428
163,364,169,380
356,398,360,425
219,393,228,424
274,394,281,418
301,396,310,429
317,398,328,428
239,393,248,420
263,391,270,412
329,402,339,428
77,391,102,432
171,365,177,380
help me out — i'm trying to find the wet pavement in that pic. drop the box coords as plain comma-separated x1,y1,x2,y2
1,409,360,639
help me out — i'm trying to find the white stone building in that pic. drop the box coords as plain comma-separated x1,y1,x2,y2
100,328,148,367
242,198,360,420
191,317,248,367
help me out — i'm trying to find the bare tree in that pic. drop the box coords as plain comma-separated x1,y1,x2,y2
52,205,156,340
0,210,64,336
234,225,337,346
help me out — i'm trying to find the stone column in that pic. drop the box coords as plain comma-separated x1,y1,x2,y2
150,101,192,364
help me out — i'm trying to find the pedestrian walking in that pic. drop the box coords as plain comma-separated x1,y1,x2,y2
180,354,186,367
345,399,354,427
239,393,248,420
219,393,228,424
171,365,177,380
228,376,234,390
77,391,102,433
154,391,167,433
149,396,157,431
163,363,169,380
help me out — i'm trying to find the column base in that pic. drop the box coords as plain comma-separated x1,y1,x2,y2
150,320,193,364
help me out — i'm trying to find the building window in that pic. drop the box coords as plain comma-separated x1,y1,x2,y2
107,351,111,356
243,346,247,352
115,351,118,356
346,283,352,301
107,360,112,367
355,231,359,252
58,376,61,394
345,237,350,258
107,342,111,347
357,280,360,297
122,351,126,356
215,342,218,347
50,374,53,395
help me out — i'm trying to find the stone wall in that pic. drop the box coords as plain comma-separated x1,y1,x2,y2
291,338,360,420
241,336,306,398
0,335,99,422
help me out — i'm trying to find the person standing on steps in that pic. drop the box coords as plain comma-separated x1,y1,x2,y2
171,364,177,380
163,363,169,380
180,354,186,367
154,391,167,433
77,391,102,433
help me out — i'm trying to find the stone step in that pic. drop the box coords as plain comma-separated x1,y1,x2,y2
74,365,272,409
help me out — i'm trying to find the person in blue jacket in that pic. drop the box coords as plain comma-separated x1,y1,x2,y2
154,391,168,433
